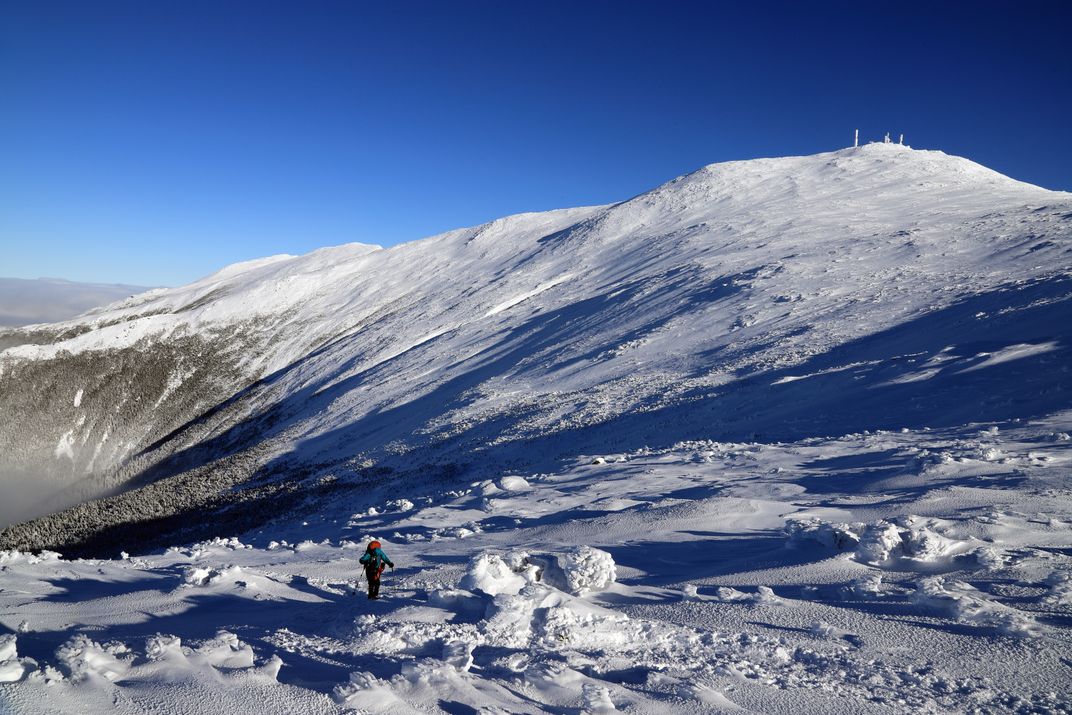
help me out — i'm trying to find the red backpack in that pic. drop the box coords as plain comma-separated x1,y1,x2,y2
366,542,385,578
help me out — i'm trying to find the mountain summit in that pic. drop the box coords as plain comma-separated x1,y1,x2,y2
2,144,1069,553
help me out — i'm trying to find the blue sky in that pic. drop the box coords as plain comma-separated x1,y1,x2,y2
2,1,1069,286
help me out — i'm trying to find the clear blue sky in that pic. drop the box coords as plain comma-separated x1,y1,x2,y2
2,1,1069,286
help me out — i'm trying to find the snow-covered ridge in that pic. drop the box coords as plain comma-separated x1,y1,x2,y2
0,144,1069,547
4,144,1051,366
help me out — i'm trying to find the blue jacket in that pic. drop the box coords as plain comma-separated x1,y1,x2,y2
360,547,393,569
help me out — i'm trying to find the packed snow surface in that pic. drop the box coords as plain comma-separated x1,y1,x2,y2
1,144,1071,712
3,426,1072,713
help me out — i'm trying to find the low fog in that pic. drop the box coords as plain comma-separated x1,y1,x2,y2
0,469,85,531
0,277,151,327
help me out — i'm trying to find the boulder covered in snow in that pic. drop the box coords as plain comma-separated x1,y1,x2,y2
0,660,26,683
784,518,862,551
857,522,905,564
56,634,131,682
0,634,16,662
460,546,617,598
459,553,528,596
535,546,618,596
498,475,531,492
0,634,24,683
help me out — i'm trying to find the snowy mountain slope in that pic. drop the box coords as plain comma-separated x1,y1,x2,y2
2,144,1072,715
0,277,151,329
1,143,1070,552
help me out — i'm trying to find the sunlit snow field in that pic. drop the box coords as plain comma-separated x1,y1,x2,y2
3,422,1071,713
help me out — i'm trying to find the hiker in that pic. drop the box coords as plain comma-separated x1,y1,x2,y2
359,540,394,599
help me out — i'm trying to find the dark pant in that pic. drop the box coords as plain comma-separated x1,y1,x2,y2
366,567,381,598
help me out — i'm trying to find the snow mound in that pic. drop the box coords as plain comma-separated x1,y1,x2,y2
0,634,15,662
0,550,61,566
177,564,307,602
785,517,986,567
784,518,861,551
583,682,618,713
334,660,498,712
183,566,221,586
140,633,281,683
0,659,25,683
51,631,281,688
914,577,1039,637
715,586,786,605
56,635,131,682
483,582,629,650
1043,572,1072,606
809,621,861,645
841,574,888,600
857,522,908,564
181,564,250,588
195,631,256,669
460,546,616,597
145,634,187,664
458,553,529,596
535,546,618,596
0,634,26,683
333,671,409,710
498,475,531,492
427,587,484,614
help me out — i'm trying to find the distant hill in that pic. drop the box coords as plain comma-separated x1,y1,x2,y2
0,277,152,327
